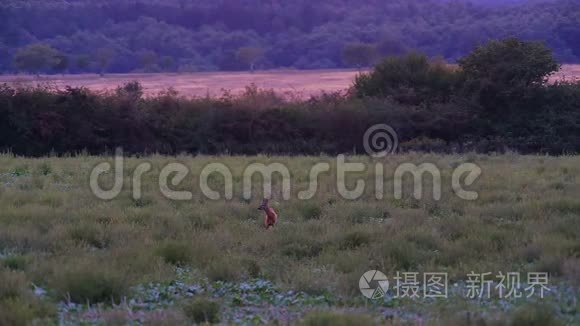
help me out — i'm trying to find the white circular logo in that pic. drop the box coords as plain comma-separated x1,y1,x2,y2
359,270,389,299
363,124,399,158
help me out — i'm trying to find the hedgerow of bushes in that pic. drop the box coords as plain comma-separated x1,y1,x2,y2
1,38,579,156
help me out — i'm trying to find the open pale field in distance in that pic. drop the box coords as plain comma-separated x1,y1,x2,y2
0,153,578,324
0,69,361,99
1,65,579,99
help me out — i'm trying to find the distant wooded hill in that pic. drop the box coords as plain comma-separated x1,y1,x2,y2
0,0,578,74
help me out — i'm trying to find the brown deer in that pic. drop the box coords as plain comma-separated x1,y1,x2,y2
258,199,278,229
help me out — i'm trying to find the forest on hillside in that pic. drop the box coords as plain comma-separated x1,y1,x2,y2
0,0,579,74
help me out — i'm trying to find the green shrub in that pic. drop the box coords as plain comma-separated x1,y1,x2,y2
459,37,559,102
188,214,218,230
183,298,220,324
242,258,261,278
520,244,542,263
281,241,323,260
352,53,458,104
338,231,371,250
12,166,29,176
116,81,144,101
330,252,368,274
300,203,323,220
132,197,153,208
380,240,422,271
544,200,580,216
57,270,127,304
0,270,27,301
155,242,191,266
69,224,108,249
0,271,55,325
300,311,376,326
35,162,52,176
0,297,56,326
405,229,441,251
1,255,28,271
206,258,242,282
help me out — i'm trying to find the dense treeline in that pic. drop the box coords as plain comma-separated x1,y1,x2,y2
1,38,579,156
1,0,579,74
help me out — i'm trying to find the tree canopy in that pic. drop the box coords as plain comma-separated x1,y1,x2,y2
459,38,561,89
13,43,62,74
0,0,578,74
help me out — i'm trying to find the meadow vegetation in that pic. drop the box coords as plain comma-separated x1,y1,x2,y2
0,153,578,324
0,38,579,324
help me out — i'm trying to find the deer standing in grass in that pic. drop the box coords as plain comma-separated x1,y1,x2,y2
258,199,278,229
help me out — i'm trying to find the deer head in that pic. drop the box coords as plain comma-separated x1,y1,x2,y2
258,199,269,210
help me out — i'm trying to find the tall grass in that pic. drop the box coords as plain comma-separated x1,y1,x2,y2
0,153,578,323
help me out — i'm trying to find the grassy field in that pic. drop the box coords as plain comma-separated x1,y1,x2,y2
0,153,578,325
1,65,579,99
